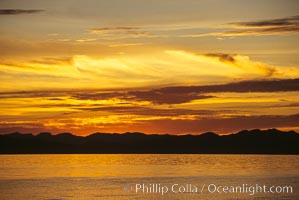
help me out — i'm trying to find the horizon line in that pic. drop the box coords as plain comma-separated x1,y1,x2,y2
2,128,298,137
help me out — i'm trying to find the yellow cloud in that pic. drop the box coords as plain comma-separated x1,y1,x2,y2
1,50,298,92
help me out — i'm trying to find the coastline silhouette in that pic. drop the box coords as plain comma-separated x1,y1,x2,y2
0,129,298,154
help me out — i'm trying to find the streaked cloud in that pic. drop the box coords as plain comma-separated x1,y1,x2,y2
182,15,299,37
1,78,297,105
75,38,97,43
0,79,298,135
128,90,213,104
1,50,298,92
30,57,73,65
153,78,299,95
0,9,44,15
88,26,163,39
230,15,299,28
108,43,149,47
89,27,140,34
127,78,299,104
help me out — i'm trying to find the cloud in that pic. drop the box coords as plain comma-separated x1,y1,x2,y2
183,15,299,37
89,27,140,33
203,52,283,77
128,90,213,104
124,78,299,104
155,78,299,94
75,38,97,43
204,53,236,63
0,82,298,135
88,26,161,39
0,9,44,15
71,78,299,105
76,105,215,117
0,78,299,100
2,78,297,105
108,43,149,47
30,57,73,65
219,26,299,36
230,15,299,28
1,50,298,92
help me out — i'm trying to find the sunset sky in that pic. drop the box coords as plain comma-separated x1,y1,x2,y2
0,0,299,135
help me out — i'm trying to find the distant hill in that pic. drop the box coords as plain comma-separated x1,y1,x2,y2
0,129,298,154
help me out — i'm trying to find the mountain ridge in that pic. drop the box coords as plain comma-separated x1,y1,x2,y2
1,129,298,154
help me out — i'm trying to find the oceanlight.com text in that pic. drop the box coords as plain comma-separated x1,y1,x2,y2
124,183,293,196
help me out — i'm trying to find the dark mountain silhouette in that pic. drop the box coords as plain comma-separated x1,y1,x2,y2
0,129,298,154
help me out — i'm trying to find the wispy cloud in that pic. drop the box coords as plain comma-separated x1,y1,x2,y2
0,79,298,134
0,9,44,15
127,78,299,104
154,78,299,94
108,43,149,47
88,26,162,39
1,78,298,105
182,15,299,37
75,38,97,42
203,53,278,77
68,78,299,105
128,90,213,104
1,50,298,92
89,27,140,34
30,57,73,65
230,15,299,28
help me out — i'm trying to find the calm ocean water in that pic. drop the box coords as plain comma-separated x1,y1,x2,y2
0,154,298,199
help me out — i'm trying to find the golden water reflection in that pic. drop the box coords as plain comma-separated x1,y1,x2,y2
1,154,298,179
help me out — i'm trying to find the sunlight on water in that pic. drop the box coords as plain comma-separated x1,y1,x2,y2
1,154,298,179
0,155,298,199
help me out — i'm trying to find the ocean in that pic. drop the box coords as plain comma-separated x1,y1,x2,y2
0,154,298,199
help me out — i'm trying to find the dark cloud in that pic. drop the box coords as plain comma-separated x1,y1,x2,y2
72,91,125,101
1,78,298,105
88,27,146,36
125,78,298,104
128,90,213,104
225,15,299,36
155,78,299,94
204,53,236,63
0,9,44,15
97,79,299,105
231,15,299,27
47,97,64,101
90,27,140,32
222,26,299,36
187,15,299,37
77,105,217,116
88,26,157,39
8,89,205,105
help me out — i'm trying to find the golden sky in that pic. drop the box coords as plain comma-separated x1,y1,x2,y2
0,0,299,135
